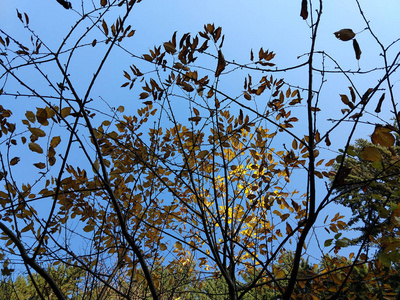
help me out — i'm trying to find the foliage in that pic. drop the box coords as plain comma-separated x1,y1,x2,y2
332,139,400,247
0,263,84,300
0,0,399,299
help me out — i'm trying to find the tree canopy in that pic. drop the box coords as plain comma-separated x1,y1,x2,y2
0,0,400,299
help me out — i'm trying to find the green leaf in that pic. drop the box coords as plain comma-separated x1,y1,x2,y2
324,239,333,247
361,146,381,162
378,252,392,267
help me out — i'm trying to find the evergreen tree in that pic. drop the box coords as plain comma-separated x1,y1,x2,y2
332,139,400,247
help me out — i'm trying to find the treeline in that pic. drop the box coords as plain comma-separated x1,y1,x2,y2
1,251,399,299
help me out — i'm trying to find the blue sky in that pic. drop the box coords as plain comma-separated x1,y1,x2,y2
1,0,400,267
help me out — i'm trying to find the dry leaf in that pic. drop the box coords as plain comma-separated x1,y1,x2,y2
56,0,72,9
10,157,20,166
334,29,355,41
300,0,308,20
353,38,361,60
243,91,251,101
325,134,331,147
215,50,226,77
371,125,395,147
375,93,385,113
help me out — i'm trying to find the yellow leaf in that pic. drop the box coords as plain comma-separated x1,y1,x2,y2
29,143,43,154
175,241,183,250
361,146,381,162
325,158,335,167
276,270,286,279
371,125,395,147
292,139,298,150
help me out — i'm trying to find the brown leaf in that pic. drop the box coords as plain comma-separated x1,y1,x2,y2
286,222,293,234
50,136,61,148
10,157,20,166
188,116,201,122
139,92,149,99
101,0,107,7
36,109,48,125
340,94,354,109
375,93,385,113
325,134,331,147
34,162,46,169
349,86,356,103
102,20,108,36
24,13,29,25
371,125,395,147
300,0,308,20
143,54,153,62
163,42,176,54
29,142,43,154
215,50,226,77
353,38,361,60
61,107,71,118
243,91,251,101
334,29,355,41
29,128,46,137
349,113,362,119
56,0,72,9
